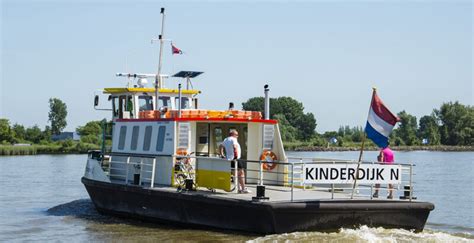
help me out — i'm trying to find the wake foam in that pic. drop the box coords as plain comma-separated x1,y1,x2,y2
248,225,473,242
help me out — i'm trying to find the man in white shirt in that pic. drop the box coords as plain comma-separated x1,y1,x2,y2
219,130,250,193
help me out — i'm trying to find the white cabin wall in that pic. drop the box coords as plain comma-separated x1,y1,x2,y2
246,123,288,186
247,123,263,161
111,121,175,155
246,123,261,184
190,122,197,154
273,124,288,185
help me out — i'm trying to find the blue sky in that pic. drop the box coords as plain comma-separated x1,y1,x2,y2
1,1,472,132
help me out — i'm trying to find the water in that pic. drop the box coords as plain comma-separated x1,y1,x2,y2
0,152,472,242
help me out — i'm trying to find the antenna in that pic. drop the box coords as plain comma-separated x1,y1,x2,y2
155,7,166,111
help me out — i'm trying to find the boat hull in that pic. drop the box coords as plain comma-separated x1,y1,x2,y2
82,177,434,234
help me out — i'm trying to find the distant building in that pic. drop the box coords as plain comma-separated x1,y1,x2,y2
13,143,31,146
52,132,81,141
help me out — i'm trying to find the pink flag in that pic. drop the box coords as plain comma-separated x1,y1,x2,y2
171,43,183,55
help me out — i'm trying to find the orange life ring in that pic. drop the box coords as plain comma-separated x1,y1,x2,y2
176,148,188,156
260,150,277,171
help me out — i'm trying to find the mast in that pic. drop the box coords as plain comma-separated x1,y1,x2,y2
155,7,166,110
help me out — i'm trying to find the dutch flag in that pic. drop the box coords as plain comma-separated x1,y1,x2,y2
365,89,400,148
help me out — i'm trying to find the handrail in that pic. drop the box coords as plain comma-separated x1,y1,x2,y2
105,153,415,201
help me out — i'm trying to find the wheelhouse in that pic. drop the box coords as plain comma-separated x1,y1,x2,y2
96,71,288,191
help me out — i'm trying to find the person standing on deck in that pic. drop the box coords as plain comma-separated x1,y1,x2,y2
373,146,395,199
219,130,251,193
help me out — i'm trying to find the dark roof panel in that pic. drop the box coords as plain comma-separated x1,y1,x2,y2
172,71,204,78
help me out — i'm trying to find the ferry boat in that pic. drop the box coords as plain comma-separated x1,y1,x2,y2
82,8,434,234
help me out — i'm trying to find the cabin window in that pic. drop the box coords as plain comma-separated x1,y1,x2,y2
138,96,154,111
177,123,190,149
263,124,274,150
143,126,152,151
118,96,126,118
158,96,171,108
126,96,134,118
175,97,190,109
131,126,140,150
118,126,127,150
213,127,223,154
112,97,119,117
156,126,166,152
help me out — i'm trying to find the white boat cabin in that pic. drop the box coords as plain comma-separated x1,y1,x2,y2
93,71,288,191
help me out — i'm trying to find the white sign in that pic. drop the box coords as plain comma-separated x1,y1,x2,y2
303,164,402,184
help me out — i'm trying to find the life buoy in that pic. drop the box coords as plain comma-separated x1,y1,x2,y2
176,148,188,156
260,150,277,171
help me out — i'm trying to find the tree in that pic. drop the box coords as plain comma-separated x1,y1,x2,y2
350,126,365,143
296,113,317,140
42,125,52,142
274,114,298,142
241,97,265,115
435,102,474,145
394,110,418,146
0,119,12,143
11,123,26,141
242,96,317,141
76,121,102,136
417,114,440,145
25,125,43,143
77,121,103,145
48,98,68,135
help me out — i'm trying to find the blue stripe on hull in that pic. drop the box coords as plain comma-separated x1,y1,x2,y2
365,121,389,148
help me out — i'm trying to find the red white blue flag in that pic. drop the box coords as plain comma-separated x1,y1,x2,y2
171,42,183,55
365,89,399,148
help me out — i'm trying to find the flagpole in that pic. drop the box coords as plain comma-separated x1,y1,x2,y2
350,87,376,199
350,134,366,199
155,7,165,110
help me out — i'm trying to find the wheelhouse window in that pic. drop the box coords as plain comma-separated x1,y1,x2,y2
115,95,134,119
138,96,154,111
126,96,134,118
112,97,119,117
158,96,171,108
175,97,190,109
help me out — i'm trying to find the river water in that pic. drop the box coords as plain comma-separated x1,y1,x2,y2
0,152,472,242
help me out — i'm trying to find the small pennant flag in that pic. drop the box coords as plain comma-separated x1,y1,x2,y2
171,43,183,55
365,89,400,148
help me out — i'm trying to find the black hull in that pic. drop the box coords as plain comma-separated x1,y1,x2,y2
82,177,434,234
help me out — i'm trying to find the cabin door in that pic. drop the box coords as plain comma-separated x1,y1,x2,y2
208,123,248,159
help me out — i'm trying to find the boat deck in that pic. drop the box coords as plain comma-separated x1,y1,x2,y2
146,183,404,202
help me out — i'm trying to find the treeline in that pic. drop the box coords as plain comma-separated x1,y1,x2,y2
0,119,108,155
0,98,107,155
1,96,472,155
243,98,473,147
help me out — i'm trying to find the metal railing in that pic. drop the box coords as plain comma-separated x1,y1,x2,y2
104,153,415,202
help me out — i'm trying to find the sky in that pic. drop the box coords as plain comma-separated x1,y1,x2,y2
1,0,472,133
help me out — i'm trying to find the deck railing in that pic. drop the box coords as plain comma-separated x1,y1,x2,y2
104,153,415,202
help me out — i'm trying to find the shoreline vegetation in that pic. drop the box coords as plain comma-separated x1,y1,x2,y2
1,143,472,156
1,97,472,156
0,142,99,156
284,144,474,152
